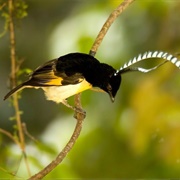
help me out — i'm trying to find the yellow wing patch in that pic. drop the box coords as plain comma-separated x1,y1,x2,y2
31,59,85,87
45,77,63,86
33,71,63,86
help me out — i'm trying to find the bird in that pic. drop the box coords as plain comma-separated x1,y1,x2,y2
4,51,180,109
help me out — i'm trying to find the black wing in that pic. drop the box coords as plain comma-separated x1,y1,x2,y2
4,53,89,100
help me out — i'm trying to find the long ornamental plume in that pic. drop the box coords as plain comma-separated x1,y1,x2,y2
115,51,180,75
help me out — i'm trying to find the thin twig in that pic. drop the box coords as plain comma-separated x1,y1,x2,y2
89,0,135,56
0,128,20,146
8,0,31,176
8,0,25,152
28,0,134,178
22,123,38,143
0,166,19,178
0,3,6,10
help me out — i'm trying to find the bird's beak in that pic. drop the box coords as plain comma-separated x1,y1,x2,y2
108,91,115,102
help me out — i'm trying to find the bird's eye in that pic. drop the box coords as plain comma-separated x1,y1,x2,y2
107,84,112,91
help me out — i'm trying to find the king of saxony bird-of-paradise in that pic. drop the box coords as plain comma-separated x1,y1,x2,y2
4,51,180,109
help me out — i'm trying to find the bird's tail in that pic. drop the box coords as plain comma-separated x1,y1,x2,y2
4,83,26,100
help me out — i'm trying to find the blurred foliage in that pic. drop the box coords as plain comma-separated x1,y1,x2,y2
0,0,28,37
1,0,180,178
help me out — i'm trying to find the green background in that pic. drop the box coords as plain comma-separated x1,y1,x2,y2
1,0,180,178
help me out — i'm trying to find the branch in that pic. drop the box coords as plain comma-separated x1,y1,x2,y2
8,0,25,152
28,95,85,180
28,0,135,178
0,166,19,178
0,128,20,146
0,2,6,10
89,0,135,56
7,0,31,176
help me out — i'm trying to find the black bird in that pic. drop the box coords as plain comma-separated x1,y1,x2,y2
4,51,180,108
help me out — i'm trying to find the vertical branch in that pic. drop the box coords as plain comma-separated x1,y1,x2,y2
8,0,25,153
8,0,31,176
9,0,16,89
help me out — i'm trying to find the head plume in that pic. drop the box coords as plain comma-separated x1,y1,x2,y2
115,51,180,76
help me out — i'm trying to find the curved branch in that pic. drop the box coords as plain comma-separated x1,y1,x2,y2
89,0,135,57
28,0,135,179
28,95,85,180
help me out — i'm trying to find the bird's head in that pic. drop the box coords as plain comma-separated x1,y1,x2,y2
103,73,121,102
98,63,121,102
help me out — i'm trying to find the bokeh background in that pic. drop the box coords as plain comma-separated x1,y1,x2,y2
1,0,180,178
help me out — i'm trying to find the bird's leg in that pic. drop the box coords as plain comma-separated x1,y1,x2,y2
62,99,74,110
62,100,86,116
